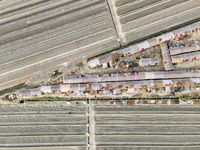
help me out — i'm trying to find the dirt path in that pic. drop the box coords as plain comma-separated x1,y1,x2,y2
89,100,96,150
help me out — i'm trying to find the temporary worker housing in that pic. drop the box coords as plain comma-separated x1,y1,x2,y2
88,22,200,68
67,78,200,93
63,70,200,84
160,43,173,70
139,58,159,66
170,44,199,55
21,85,70,97
21,88,41,97
21,77,200,97
171,51,200,63
41,86,51,93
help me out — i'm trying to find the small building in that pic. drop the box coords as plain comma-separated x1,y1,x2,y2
61,84,70,92
31,88,41,96
88,54,112,68
148,38,157,47
88,58,100,68
21,88,41,97
139,58,159,66
164,32,174,41
131,45,140,54
101,90,110,95
112,89,122,95
123,47,133,56
70,84,79,92
156,35,166,43
75,91,84,96
126,88,136,94
51,85,61,93
160,43,173,70
21,89,31,97
139,41,150,50
41,86,51,93
170,44,199,55
171,51,200,63
150,58,159,65
139,58,150,66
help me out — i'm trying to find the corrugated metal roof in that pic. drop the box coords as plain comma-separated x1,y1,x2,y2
64,70,200,84
171,51,200,63
41,86,51,93
21,89,31,97
31,88,41,96
88,21,200,68
68,78,200,91
21,88,41,97
139,58,159,66
51,85,61,92
170,44,199,55
160,43,173,70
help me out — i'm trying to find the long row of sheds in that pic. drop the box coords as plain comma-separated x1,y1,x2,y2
21,85,69,97
69,78,200,92
159,43,200,69
63,70,200,84
170,44,200,56
21,78,200,96
160,43,173,70
169,43,200,63
171,51,200,63
88,21,200,68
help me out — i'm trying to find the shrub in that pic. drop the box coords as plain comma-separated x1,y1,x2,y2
192,93,198,99
162,100,168,104
127,100,134,105
132,94,142,98
176,81,185,87
164,94,171,98
143,100,148,104
180,95,191,101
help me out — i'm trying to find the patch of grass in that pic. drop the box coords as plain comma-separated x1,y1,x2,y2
132,60,139,63
192,93,198,99
102,51,112,56
23,97,66,101
193,83,200,88
180,95,191,102
176,81,186,87
94,97,99,100
132,94,142,98
162,100,168,104
155,87,161,91
121,46,129,49
147,95,157,99
163,94,170,98
114,97,121,100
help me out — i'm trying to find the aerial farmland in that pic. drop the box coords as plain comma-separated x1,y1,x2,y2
1,0,200,150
